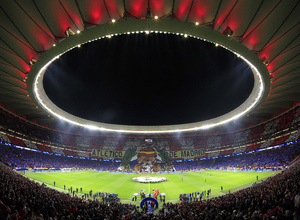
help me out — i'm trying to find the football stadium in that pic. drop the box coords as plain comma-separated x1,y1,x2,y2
0,0,300,219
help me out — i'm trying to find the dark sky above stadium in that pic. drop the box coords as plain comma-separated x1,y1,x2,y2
43,33,254,126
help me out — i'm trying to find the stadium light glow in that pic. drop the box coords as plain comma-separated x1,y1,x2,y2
65,27,75,37
29,58,37,66
30,20,269,134
222,26,233,37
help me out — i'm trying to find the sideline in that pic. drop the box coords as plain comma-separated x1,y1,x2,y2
20,169,281,204
20,172,84,198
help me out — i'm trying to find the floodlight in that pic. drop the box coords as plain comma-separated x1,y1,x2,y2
65,27,75,37
222,26,233,37
29,58,37,66
260,56,269,66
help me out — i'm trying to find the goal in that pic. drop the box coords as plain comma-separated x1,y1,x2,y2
60,168,72,172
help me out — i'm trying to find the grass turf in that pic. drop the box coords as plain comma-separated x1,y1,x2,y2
24,170,278,204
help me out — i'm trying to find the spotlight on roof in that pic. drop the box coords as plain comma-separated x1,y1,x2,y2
260,56,269,66
29,58,37,66
222,26,233,37
154,15,158,19
65,27,75,37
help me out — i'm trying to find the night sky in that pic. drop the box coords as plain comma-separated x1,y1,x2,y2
43,33,254,126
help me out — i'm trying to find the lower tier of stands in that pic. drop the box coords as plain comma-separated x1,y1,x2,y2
171,143,300,171
0,155,299,219
1,142,300,173
0,144,121,171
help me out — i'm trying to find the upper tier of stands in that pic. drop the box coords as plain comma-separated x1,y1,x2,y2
0,104,300,158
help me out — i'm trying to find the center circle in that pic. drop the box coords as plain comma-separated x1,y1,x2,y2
132,176,167,183
43,34,254,126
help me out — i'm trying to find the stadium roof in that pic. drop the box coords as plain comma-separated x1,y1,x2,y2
0,0,299,133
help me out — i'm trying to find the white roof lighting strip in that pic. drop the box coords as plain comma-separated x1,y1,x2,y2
31,21,268,134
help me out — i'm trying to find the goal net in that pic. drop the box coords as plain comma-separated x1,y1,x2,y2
61,168,72,172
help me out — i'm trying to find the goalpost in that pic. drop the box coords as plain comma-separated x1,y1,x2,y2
61,168,72,172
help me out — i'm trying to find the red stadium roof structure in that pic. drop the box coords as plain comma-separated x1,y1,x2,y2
0,0,299,134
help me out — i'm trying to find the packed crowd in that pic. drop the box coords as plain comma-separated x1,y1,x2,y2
1,104,300,151
160,162,300,219
0,140,300,219
0,164,137,219
0,158,299,219
1,142,300,174
172,143,300,171
0,144,120,171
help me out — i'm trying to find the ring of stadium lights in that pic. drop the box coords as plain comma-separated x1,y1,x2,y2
28,19,270,134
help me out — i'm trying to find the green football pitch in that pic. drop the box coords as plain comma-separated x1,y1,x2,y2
24,170,278,204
